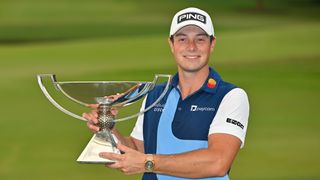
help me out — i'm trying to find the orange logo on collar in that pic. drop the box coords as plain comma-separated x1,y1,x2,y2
207,78,216,88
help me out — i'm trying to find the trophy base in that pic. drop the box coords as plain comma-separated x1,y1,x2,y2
77,134,120,164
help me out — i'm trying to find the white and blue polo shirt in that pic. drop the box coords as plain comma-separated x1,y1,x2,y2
131,67,249,180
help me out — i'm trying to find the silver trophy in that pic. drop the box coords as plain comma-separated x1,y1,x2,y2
37,74,172,163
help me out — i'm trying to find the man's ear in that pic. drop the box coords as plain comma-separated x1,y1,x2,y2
210,37,216,53
168,37,174,53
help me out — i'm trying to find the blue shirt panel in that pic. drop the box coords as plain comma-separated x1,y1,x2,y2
172,80,237,140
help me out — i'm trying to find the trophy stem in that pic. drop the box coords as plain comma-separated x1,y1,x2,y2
96,104,117,151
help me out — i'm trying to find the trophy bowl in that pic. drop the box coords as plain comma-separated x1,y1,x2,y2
37,74,172,163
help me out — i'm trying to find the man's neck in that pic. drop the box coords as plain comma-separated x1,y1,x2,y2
177,66,209,100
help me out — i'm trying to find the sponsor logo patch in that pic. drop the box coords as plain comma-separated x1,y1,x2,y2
226,118,244,129
177,12,206,24
190,105,215,112
207,78,216,88
153,103,165,112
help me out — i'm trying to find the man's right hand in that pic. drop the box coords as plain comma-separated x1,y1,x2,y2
82,103,119,133
82,104,100,133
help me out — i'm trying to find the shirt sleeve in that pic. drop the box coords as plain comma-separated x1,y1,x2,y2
209,88,249,148
130,96,147,141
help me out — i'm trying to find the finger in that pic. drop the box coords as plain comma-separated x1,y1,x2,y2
105,95,115,100
116,143,131,153
99,152,124,161
87,122,100,132
82,112,97,124
91,110,98,119
82,113,92,121
88,112,98,124
105,162,122,169
110,107,118,116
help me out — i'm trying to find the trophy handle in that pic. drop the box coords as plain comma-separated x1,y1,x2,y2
114,74,172,122
37,74,87,121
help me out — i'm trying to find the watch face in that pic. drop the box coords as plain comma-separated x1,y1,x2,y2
145,160,154,170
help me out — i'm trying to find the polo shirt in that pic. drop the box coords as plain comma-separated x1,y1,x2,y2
131,67,249,180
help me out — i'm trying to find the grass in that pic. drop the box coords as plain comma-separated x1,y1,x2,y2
0,0,319,179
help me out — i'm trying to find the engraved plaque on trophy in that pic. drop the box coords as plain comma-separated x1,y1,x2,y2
37,74,172,163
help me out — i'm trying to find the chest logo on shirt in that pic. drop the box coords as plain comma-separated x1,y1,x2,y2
153,103,165,112
190,105,215,112
207,78,216,88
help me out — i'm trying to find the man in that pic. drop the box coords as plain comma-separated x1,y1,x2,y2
83,7,249,180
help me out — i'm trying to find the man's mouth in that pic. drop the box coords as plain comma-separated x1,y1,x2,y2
183,55,200,59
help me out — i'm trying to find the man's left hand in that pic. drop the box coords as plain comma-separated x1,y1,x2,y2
99,143,147,175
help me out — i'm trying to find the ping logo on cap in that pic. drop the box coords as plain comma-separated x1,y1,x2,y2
177,12,206,24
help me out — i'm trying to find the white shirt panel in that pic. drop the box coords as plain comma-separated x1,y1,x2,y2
209,88,249,148
130,96,147,141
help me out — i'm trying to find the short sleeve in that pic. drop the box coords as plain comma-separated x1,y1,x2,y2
130,97,147,141
209,88,249,148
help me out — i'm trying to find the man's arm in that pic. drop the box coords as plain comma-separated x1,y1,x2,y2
100,133,241,177
153,133,241,178
112,128,144,153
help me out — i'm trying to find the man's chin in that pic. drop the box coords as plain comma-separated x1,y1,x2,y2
179,65,208,73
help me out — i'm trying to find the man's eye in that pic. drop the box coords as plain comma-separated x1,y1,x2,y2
178,38,186,42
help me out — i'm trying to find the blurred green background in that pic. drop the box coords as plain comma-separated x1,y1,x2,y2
0,0,319,179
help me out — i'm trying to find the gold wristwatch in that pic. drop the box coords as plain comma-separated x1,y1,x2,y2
144,154,155,172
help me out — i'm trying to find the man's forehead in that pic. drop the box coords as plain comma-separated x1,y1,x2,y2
174,25,207,36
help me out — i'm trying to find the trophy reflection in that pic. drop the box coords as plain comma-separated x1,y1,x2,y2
37,74,172,163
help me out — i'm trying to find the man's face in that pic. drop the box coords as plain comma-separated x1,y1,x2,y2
169,25,215,73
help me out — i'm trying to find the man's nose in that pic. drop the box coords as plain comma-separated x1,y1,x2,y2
187,40,197,51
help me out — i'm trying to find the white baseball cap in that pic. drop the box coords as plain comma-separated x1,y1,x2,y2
169,7,214,37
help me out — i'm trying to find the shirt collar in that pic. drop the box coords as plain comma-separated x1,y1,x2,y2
171,67,222,94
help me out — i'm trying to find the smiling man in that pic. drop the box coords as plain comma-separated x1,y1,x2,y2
83,7,249,180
